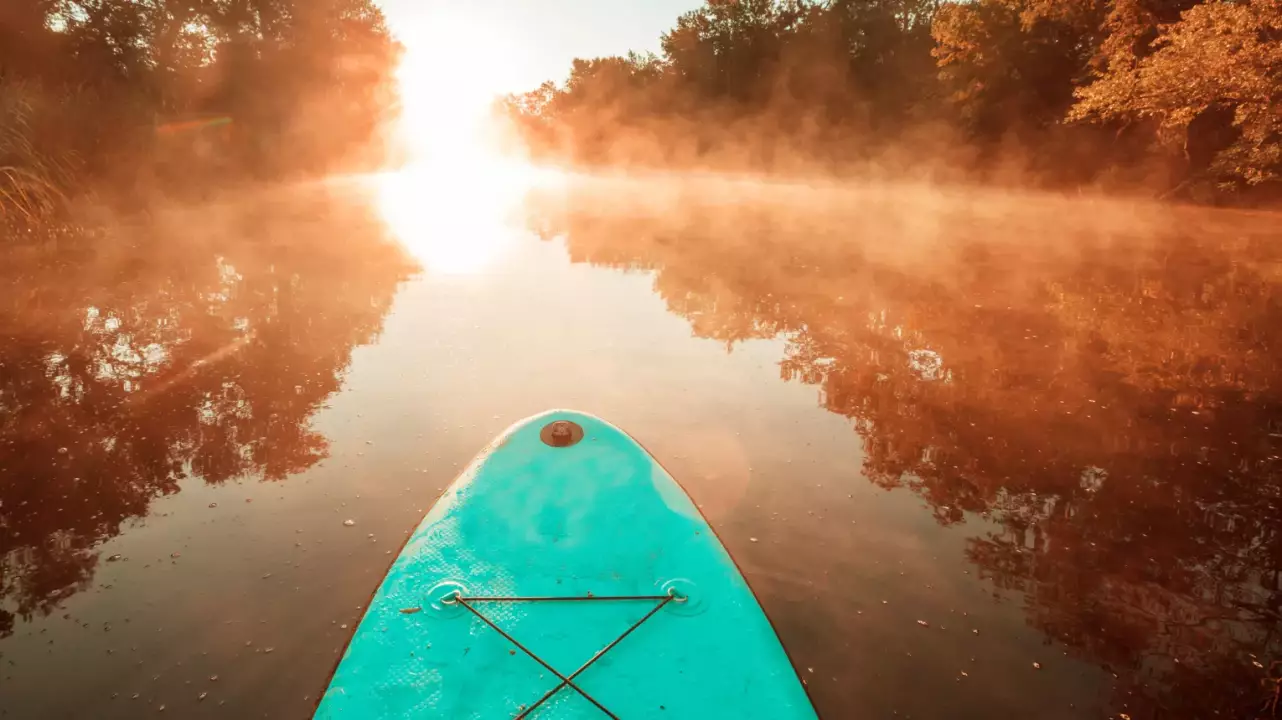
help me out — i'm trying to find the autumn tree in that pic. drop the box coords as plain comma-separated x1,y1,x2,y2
1071,0,1282,191
503,0,1278,201
0,0,401,224
931,0,1106,138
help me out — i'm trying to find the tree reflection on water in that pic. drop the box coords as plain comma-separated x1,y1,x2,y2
529,181,1282,718
0,192,416,638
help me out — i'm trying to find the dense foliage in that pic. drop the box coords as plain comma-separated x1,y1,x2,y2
503,0,1282,202
0,0,401,224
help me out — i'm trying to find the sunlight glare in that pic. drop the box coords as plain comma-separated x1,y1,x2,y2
393,8,519,164
375,6,562,276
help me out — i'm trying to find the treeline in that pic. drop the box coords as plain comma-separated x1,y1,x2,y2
501,0,1282,204
0,0,400,225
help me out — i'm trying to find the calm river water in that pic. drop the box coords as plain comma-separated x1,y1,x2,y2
1,169,1280,719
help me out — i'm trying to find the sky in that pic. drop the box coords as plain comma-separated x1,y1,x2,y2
376,0,704,96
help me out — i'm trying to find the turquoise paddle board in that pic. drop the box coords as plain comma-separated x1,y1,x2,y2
315,410,818,718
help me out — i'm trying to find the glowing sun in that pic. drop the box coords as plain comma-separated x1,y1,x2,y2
373,8,556,275
392,9,522,164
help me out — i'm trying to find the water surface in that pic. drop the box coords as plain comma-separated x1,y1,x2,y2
1,173,1280,719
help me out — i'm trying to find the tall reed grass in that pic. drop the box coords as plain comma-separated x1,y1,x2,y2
1,80,76,226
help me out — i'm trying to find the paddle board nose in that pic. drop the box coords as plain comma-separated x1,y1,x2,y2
315,410,818,719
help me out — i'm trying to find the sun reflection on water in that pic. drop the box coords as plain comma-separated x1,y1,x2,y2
375,155,549,276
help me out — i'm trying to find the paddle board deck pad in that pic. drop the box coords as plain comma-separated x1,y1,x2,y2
315,410,818,719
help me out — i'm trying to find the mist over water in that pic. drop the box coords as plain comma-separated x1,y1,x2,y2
3,165,1280,718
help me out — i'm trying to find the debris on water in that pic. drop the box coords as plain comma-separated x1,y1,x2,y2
400,607,421,615
343,520,355,527
340,624,348,630
208,502,217,508
960,671,969,677
972,629,979,635
264,647,274,654
749,537,759,543
262,573,272,579
209,675,218,682
107,554,123,562
170,552,180,559
916,620,929,628
1033,662,1042,670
